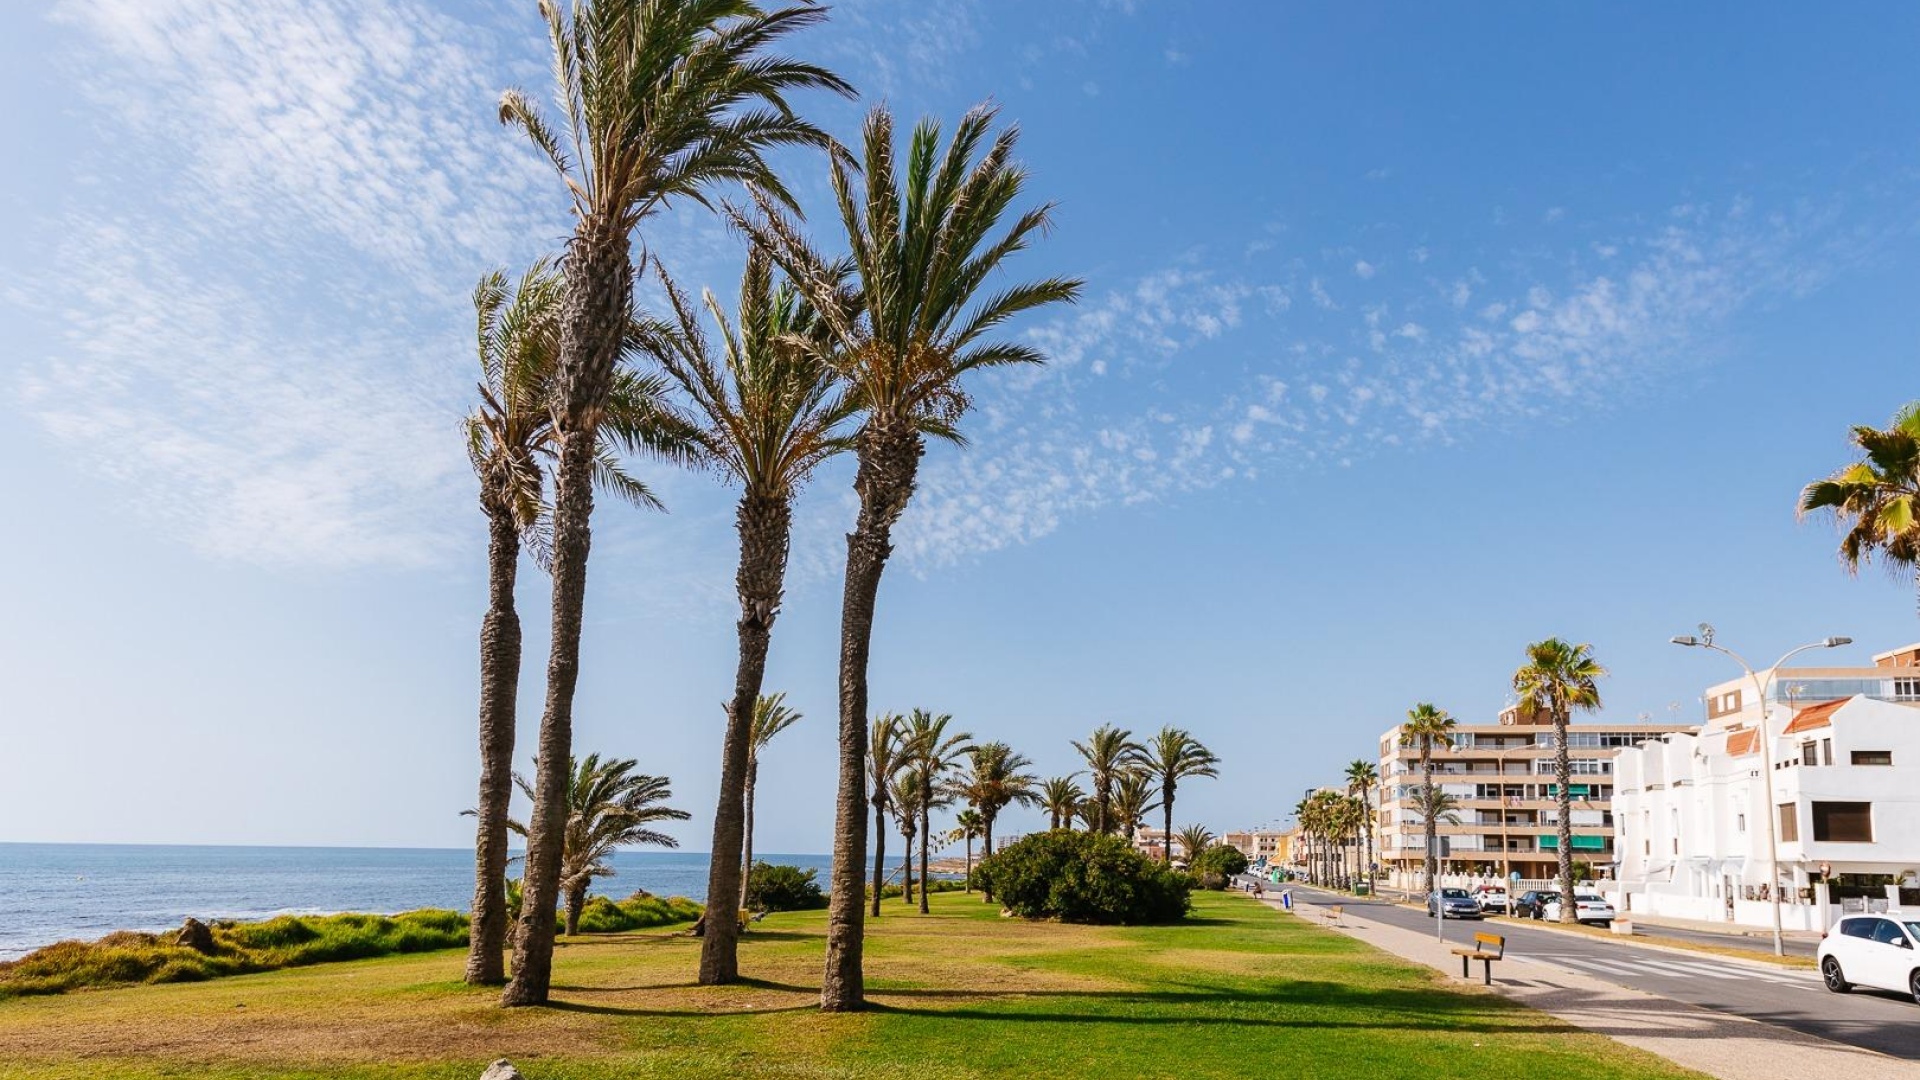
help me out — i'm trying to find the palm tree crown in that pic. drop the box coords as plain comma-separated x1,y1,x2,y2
508,753,689,934
1800,402,1920,613
1176,824,1214,864
1142,726,1218,864
1040,775,1085,831
1071,724,1144,835
1513,638,1607,922
1109,770,1159,840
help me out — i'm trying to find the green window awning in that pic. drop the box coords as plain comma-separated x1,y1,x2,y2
1538,835,1607,851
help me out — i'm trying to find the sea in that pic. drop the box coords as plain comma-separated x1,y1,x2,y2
0,843,907,960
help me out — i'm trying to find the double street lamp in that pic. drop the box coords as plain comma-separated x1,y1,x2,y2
1669,625,1851,957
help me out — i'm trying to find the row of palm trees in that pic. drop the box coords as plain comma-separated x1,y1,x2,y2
865,721,1225,913
458,0,1082,1012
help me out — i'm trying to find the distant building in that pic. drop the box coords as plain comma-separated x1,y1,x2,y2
1376,707,1695,890
1613,642,1920,930
1221,828,1289,865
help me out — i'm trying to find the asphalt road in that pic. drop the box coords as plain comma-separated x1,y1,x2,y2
1276,882,1920,1061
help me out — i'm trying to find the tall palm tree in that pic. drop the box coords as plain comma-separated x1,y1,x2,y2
1800,402,1920,616
1343,759,1379,889
1290,795,1313,883
496,0,850,1008
1109,770,1158,842
1039,775,1084,831
866,714,907,918
951,742,1038,903
949,809,984,892
506,753,689,936
1072,724,1144,836
888,769,926,906
740,693,802,908
1513,639,1607,923
1176,824,1214,865
902,710,971,914
1141,727,1219,865
737,104,1082,1011
462,260,674,986
1399,703,1457,892
651,250,852,985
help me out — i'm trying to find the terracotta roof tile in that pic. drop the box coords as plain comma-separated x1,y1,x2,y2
1783,697,1848,735
1726,727,1759,757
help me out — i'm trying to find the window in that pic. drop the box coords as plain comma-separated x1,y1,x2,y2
1736,813,1745,832
1840,918,1876,939
1895,677,1920,700
1851,750,1893,766
1870,919,1911,948
1822,739,1833,766
1800,741,1818,766
1812,801,1873,842
1777,803,1798,843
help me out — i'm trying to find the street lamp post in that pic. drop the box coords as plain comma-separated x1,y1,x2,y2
1670,626,1851,957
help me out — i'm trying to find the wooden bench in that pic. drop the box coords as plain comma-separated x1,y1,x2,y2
1450,931,1506,984
1322,904,1344,926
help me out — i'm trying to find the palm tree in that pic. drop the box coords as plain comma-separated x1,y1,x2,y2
949,809,984,892
737,104,1081,1012
740,693,802,908
1141,727,1219,865
506,753,689,936
902,710,971,914
1343,759,1379,890
651,251,852,985
1800,402,1920,615
1072,724,1144,836
1513,639,1607,923
1039,775,1084,831
888,769,927,906
496,0,850,1008
951,742,1039,903
1399,703,1457,892
1176,824,1214,866
462,260,675,986
1109,770,1158,842
865,714,907,918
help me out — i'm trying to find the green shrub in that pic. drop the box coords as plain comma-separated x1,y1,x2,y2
1191,844,1248,889
975,831,1191,924
574,892,702,933
744,862,827,912
0,910,469,1000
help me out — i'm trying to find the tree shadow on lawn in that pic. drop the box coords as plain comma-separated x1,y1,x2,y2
864,979,1566,1035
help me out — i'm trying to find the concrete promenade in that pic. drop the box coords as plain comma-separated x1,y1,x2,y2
1267,890,1917,1080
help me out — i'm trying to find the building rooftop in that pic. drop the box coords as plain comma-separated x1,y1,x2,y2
1782,697,1848,734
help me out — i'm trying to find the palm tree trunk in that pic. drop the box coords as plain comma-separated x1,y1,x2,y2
466,499,521,986
1555,706,1575,922
1421,743,1437,894
564,879,587,937
701,494,789,985
822,419,922,1013
1161,781,1175,865
502,224,629,1009
918,800,931,915
964,836,973,893
981,813,996,902
901,825,915,904
869,799,888,918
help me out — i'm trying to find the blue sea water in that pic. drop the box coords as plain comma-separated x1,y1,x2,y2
0,844,898,959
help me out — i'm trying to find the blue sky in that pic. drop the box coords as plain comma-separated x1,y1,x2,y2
3,2,1918,854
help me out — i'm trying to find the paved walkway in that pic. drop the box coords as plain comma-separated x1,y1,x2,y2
1269,892,1916,1080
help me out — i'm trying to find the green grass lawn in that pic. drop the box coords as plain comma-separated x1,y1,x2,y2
0,890,1701,1080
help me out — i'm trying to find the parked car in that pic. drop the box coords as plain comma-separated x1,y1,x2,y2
1819,914,1920,1003
1473,886,1509,914
1426,887,1483,920
1543,892,1617,925
1512,889,1559,920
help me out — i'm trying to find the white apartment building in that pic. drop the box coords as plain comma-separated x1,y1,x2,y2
1613,642,1920,930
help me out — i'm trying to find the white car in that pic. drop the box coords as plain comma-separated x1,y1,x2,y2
1542,892,1616,925
1473,886,1508,914
1819,914,1920,1002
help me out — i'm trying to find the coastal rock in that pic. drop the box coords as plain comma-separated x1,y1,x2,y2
175,918,216,954
479,1059,524,1080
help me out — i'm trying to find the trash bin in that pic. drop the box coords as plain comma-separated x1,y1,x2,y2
1353,883,1371,896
